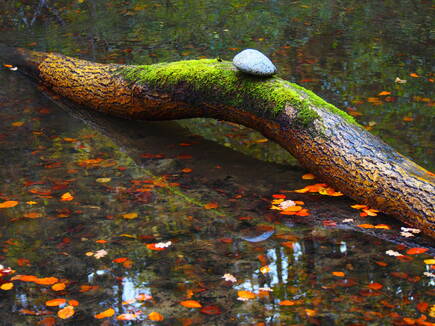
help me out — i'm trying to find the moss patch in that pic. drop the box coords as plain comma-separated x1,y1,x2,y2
118,59,356,126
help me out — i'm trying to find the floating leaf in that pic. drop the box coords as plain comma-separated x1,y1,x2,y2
302,173,315,180
36,277,58,285
260,265,271,274
112,257,129,263
148,311,164,321
96,177,111,183
204,202,218,209
38,317,56,326
0,200,18,208
11,275,39,282
180,300,202,308
117,313,139,320
200,305,222,315
46,298,67,306
237,291,256,300
51,283,66,291
0,282,13,290
122,212,138,219
279,300,296,306
58,305,74,319
23,212,42,218
136,293,152,301
367,283,383,290
60,192,74,201
406,248,429,255
94,308,115,319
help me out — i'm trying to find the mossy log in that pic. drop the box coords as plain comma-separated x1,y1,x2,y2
1,46,434,238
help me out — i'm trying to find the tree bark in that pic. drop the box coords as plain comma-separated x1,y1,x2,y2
1,46,434,238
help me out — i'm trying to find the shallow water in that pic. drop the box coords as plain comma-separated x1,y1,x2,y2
0,1,434,325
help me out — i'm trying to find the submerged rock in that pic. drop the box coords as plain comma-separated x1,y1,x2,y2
232,49,277,77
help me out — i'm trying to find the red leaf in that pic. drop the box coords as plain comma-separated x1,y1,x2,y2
200,305,222,315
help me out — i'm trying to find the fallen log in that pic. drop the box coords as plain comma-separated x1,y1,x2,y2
1,45,434,238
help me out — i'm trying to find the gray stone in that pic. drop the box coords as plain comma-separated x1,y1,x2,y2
232,49,277,77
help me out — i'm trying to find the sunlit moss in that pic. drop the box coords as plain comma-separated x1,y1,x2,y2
119,59,356,126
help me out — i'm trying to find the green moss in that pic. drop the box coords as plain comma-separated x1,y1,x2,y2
118,59,357,126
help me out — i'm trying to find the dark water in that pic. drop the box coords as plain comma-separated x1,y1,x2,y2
0,1,434,325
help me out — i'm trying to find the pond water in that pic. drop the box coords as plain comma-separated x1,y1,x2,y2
0,1,434,325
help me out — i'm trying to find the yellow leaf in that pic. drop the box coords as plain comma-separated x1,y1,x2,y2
11,121,24,127
260,265,271,274
0,200,19,208
60,192,74,201
0,282,13,290
180,300,202,308
148,311,164,321
58,305,74,319
94,308,115,319
96,177,111,183
122,212,138,219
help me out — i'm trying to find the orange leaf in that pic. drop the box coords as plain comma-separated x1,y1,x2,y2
182,168,192,173
11,275,39,282
136,293,152,301
94,308,115,319
95,240,108,244
146,243,166,251
204,202,218,209
35,277,59,285
180,300,202,308
260,265,271,274
23,212,42,218
378,91,391,96
409,73,420,78
38,317,56,326
57,305,74,319
122,212,138,219
112,257,129,263
357,224,375,229
0,200,19,208
60,192,74,201
148,311,164,321
237,291,256,300
332,271,345,277
279,300,296,306
46,298,67,307
51,283,66,291
367,283,383,290
68,300,79,307
302,173,315,180
406,247,429,255
374,224,390,229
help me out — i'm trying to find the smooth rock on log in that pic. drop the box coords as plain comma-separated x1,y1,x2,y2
232,49,277,76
